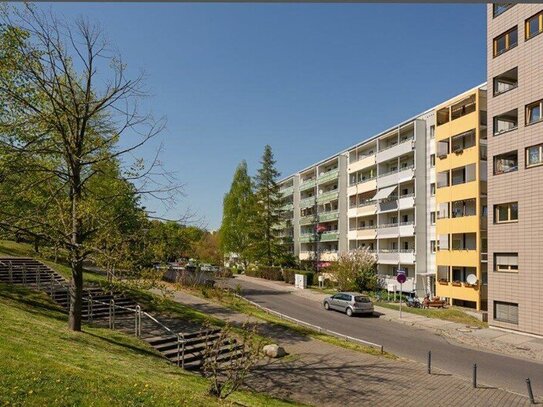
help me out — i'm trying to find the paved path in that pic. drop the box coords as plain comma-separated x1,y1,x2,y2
220,275,543,398
159,287,537,406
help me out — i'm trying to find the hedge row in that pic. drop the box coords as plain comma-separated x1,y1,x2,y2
245,266,315,286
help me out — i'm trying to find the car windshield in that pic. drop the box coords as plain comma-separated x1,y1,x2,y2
354,296,370,303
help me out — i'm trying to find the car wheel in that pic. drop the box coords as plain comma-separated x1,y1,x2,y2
324,302,330,310
346,307,353,317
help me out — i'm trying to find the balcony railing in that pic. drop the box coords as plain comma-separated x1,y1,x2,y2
320,231,339,242
349,225,376,231
378,137,414,153
318,211,339,222
318,169,339,184
317,191,339,204
378,164,414,178
281,203,294,211
300,215,316,225
280,186,294,196
300,179,316,191
378,221,414,228
350,174,376,187
350,152,374,164
300,197,316,208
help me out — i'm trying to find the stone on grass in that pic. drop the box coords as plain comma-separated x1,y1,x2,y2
262,344,286,358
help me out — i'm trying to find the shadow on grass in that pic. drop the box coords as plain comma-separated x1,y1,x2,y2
0,282,67,322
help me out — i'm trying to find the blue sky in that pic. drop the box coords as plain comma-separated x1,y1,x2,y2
41,3,486,229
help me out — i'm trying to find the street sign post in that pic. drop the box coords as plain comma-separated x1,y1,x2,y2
397,269,406,319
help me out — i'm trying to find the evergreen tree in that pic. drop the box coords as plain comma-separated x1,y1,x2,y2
220,161,256,269
253,145,283,265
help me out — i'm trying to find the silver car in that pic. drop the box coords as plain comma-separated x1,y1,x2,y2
323,292,374,317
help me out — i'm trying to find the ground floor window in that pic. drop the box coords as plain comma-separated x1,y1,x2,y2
494,301,518,324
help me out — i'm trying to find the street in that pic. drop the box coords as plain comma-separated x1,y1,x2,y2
224,276,543,396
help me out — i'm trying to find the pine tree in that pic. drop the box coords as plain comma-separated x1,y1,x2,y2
220,161,256,269
253,145,284,265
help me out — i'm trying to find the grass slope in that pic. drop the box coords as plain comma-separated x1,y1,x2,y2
0,283,299,407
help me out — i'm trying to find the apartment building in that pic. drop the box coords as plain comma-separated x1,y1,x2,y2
434,86,488,311
487,4,543,335
278,109,437,296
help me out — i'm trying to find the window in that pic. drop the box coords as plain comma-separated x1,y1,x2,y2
494,253,518,272
451,95,476,120
526,143,543,167
451,233,476,250
403,241,409,250
430,240,436,253
437,140,449,158
494,301,518,324
430,183,436,196
437,107,449,126
493,27,518,57
437,171,450,188
494,202,518,223
451,164,476,185
493,67,518,96
493,4,514,18
430,154,435,167
451,199,477,218
526,100,543,125
451,129,476,152
430,211,436,225
494,151,518,175
526,11,543,40
429,125,435,139
493,109,518,135
402,214,408,223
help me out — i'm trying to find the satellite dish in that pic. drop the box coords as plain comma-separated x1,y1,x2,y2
466,274,478,285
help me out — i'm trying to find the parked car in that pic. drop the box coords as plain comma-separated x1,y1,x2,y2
200,263,220,273
323,292,374,317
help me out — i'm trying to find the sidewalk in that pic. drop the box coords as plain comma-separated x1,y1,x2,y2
158,286,536,406
234,274,543,363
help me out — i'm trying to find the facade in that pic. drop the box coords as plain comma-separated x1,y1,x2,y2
487,4,543,334
278,108,439,296
434,87,488,311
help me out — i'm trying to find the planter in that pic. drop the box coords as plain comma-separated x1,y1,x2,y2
438,279,449,285
451,281,462,287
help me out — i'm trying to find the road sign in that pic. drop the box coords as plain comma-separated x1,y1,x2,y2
396,269,406,284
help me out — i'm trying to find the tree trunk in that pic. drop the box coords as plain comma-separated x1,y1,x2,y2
68,259,83,331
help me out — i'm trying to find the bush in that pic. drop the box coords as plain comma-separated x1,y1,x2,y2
246,266,283,281
218,268,233,278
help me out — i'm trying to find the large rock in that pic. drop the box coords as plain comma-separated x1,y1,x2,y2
262,344,286,358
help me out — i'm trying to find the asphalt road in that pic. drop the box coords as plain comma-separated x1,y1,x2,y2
225,277,543,396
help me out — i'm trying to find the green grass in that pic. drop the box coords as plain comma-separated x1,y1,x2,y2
192,286,395,359
375,301,487,328
0,283,301,407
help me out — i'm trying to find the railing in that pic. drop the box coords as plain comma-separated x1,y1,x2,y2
378,221,414,228
350,225,376,231
280,186,294,196
350,152,374,164
317,169,339,184
350,175,376,187
317,191,339,203
318,211,339,222
378,137,413,153
300,197,316,208
378,164,415,178
300,179,316,190
232,293,384,353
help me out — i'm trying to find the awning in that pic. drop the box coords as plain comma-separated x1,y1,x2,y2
372,186,397,200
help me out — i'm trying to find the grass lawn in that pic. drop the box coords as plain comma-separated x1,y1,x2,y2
0,283,301,407
375,301,487,328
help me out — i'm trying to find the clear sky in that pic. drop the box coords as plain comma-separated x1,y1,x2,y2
40,3,486,229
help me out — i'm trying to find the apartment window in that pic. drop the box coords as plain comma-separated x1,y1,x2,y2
403,241,409,250
430,183,436,196
402,214,408,223
437,171,450,188
430,240,436,253
437,107,449,126
526,99,543,125
429,125,435,139
526,11,543,40
437,140,449,158
430,154,435,167
493,27,518,57
451,129,476,152
493,67,518,96
401,188,408,196
451,199,476,218
493,4,514,18
452,164,476,185
495,253,519,272
493,109,518,135
526,143,543,167
494,202,518,223
494,151,518,175
451,233,476,250
494,301,518,324
430,211,436,225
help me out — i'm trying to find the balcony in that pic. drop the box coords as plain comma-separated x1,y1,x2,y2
348,201,377,218
320,231,339,242
317,191,339,204
376,138,414,163
319,211,339,222
348,227,376,240
281,203,294,212
318,169,339,184
320,251,338,261
349,155,376,173
299,234,314,243
436,281,481,304
300,179,316,191
348,178,377,196
280,186,294,197
377,221,415,238
379,274,416,292
300,197,316,208
300,215,316,226
377,165,415,188
436,249,479,267
377,250,416,265
378,194,415,213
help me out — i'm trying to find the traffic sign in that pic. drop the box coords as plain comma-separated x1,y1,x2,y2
396,268,406,284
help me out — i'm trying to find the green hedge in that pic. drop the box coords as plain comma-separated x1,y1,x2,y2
246,266,283,281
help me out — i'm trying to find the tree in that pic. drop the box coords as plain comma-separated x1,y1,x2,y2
253,145,283,265
193,231,222,265
220,161,256,269
329,248,378,292
0,5,178,331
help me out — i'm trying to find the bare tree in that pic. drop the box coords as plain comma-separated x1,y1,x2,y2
0,5,180,330
202,322,262,400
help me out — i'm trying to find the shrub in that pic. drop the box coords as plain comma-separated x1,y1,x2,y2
246,266,283,281
329,248,377,292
